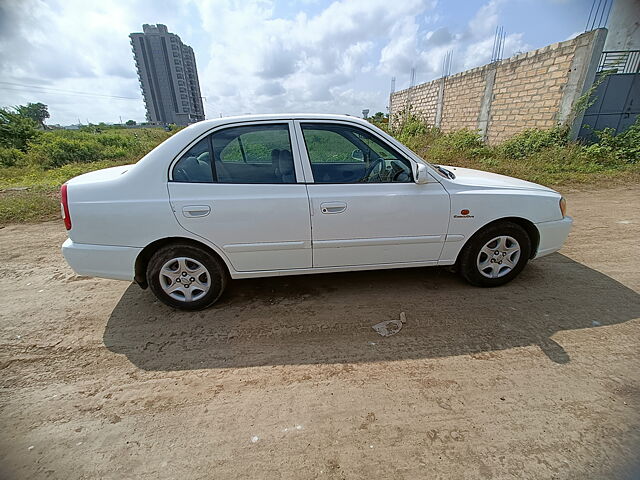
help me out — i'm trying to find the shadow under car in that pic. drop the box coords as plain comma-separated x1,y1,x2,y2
103,253,640,370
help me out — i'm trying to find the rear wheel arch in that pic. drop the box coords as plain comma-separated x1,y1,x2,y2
135,237,231,288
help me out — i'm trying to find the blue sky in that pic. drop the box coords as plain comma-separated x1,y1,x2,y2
0,0,594,125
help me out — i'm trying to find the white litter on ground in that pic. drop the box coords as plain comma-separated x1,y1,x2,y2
372,312,407,337
282,424,304,433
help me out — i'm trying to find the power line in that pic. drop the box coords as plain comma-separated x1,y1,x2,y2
585,0,611,30
0,81,139,100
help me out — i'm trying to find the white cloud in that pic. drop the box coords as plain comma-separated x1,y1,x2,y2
190,0,432,116
0,0,533,124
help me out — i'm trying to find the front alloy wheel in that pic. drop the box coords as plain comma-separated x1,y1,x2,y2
476,235,521,279
459,222,531,287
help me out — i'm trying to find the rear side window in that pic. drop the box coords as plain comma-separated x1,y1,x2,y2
213,124,295,183
172,138,213,183
171,124,296,184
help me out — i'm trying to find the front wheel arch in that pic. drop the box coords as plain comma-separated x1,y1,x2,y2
456,217,540,266
134,237,230,289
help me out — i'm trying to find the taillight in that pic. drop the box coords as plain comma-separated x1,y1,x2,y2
559,197,567,217
61,184,71,230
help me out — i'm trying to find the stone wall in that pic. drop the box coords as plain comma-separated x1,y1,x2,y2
389,29,607,144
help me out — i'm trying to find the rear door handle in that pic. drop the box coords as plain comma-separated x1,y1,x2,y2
182,205,211,218
320,202,347,214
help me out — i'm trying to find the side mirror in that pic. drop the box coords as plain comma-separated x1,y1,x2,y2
351,149,364,161
414,163,430,184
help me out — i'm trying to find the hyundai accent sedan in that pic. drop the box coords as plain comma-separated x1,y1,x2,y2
61,114,572,310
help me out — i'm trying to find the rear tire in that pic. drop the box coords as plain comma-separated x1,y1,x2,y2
459,222,531,287
146,243,228,310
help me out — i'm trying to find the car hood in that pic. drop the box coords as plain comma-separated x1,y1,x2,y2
440,165,556,193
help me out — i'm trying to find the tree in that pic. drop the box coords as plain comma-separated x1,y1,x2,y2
0,107,41,151
15,102,50,129
371,112,386,122
125,119,136,126
368,111,389,129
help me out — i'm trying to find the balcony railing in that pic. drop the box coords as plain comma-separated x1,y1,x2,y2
597,50,640,74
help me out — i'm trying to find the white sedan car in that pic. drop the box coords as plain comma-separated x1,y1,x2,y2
61,114,572,310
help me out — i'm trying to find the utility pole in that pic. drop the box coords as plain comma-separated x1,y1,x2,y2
388,76,396,119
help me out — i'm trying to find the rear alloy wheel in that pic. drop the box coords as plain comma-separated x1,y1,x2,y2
459,222,531,287
147,243,227,310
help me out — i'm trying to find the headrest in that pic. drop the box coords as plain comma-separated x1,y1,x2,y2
271,149,281,165
279,150,294,174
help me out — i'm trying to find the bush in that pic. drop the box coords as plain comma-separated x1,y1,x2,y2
21,129,173,169
0,147,26,167
29,134,103,168
94,132,137,149
500,126,568,159
421,129,489,165
438,129,484,151
584,117,640,164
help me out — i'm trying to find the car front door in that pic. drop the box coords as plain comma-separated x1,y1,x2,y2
168,121,312,272
295,121,450,268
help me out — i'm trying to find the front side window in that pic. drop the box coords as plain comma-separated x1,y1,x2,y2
301,123,412,183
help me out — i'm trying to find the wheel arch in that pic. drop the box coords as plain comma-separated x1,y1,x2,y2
457,217,540,264
134,236,231,288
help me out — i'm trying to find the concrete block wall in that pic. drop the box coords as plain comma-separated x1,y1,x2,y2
389,29,607,144
441,67,486,132
392,81,441,125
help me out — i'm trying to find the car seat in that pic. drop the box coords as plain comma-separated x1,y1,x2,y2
278,150,295,183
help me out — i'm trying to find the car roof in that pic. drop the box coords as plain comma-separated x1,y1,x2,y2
189,113,370,128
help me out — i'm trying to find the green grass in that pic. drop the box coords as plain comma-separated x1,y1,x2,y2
0,160,133,189
0,187,60,224
0,161,138,225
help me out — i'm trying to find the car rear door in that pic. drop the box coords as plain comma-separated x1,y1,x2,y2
168,120,312,272
295,120,450,268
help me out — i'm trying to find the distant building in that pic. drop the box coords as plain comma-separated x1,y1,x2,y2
129,24,205,125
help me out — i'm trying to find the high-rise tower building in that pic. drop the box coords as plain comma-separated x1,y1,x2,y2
129,24,205,125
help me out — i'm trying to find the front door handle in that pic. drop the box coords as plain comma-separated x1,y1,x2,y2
320,202,347,214
182,205,211,218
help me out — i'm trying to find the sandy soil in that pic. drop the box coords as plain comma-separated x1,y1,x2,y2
1,187,639,479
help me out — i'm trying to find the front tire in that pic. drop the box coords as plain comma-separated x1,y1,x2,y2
458,222,531,287
146,243,228,310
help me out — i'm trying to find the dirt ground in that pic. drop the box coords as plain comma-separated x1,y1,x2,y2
1,186,639,479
